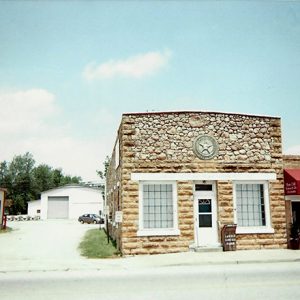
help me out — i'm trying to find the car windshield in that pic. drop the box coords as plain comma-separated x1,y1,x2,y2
92,214,100,218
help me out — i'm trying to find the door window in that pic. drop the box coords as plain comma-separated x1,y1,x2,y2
195,184,213,191
198,199,212,227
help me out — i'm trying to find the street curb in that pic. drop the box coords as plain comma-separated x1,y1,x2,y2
1,257,300,274
162,258,300,268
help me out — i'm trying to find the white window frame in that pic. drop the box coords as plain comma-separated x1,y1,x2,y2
137,181,180,237
233,181,274,234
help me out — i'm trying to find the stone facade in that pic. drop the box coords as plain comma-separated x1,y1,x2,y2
106,111,287,255
283,155,300,169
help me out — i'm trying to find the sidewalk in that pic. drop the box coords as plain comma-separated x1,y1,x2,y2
1,249,300,273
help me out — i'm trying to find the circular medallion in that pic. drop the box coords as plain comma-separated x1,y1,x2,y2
193,135,218,160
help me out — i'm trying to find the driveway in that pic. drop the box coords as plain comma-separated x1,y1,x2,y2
0,219,100,271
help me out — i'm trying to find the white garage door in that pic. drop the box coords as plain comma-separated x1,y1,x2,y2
47,196,69,219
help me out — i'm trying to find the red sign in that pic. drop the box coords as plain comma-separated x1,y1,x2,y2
284,169,300,195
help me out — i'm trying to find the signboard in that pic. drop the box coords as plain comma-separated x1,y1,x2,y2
285,181,297,195
221,224,237,251
115,211,123,223
103,206,109,216
284,169,300,195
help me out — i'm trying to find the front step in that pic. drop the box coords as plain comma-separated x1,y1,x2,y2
192,246,223,253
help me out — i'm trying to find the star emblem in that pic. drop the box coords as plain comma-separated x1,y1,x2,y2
193,135,218,160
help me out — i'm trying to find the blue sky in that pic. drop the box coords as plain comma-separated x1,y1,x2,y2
0,1,299,181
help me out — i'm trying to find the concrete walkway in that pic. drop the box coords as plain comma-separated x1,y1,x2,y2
1,220,300,273
0,219,98,272
1,248,300,273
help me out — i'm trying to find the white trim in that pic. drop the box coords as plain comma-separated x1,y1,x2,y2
131,173,276,181
137,229,180,237
233,181,274,234
236,227,275,234
138,181,179,237
285,195,300,201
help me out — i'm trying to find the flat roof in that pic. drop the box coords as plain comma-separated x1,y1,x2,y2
122,110,280,119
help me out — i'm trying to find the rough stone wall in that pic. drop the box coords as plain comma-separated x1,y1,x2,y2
217,181,234,231
236,179,286,250
109,111,286,255
283,155,300,169
129,112,277,162
106,133,122,250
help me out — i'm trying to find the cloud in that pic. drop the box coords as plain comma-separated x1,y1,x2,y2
83,49,172,80
0,89,116,181
26,136,111,182
285,145,300,155
0,89,58,135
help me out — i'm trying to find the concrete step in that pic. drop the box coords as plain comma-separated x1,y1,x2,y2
192,246,223,253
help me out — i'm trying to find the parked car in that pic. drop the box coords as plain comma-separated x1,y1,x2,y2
78,214,104,224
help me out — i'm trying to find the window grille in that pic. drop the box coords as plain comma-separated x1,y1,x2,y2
236,184,266,226
143,184,173,229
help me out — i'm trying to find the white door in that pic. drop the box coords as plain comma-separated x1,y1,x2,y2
47,196,69,219
194,183,219,247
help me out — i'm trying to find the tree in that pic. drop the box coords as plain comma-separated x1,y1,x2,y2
60,175,82,186
0,161,11,189
0,152,83,215
8,152,35,214
32,164,54,199
52,168,63,186
97,156,111,179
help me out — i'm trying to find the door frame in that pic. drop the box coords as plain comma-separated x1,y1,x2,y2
291,199,300,225
193,181,219,247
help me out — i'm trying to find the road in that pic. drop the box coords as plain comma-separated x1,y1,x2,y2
1,262,300,300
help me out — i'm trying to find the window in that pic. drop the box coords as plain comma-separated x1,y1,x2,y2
195,184,213,191
138,182,179,236
233,181,274,234
236,184,265,226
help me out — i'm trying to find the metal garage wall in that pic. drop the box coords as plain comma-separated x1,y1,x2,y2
71,202,101,218
47,196,69,219
40,185,103,220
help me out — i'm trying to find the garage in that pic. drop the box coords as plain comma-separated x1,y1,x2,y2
40,184,103,220
47,196,69,219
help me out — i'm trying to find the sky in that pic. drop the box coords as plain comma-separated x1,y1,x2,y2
0,1,300,182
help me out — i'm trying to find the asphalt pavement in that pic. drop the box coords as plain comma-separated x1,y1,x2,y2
1,262,300,300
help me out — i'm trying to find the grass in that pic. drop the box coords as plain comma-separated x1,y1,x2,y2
79,229,120,258
0,226,12,234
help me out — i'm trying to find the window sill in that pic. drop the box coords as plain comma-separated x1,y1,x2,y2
236,227,275,234
137,229,180,237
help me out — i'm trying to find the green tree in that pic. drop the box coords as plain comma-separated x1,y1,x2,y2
52,168,63,186
32,164,54,198
60,175,82,186
0,161,11,189
97,156,111,179
8,152,35,214
0,152,83,215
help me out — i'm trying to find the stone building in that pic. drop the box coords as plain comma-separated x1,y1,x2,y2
106,111,287,255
